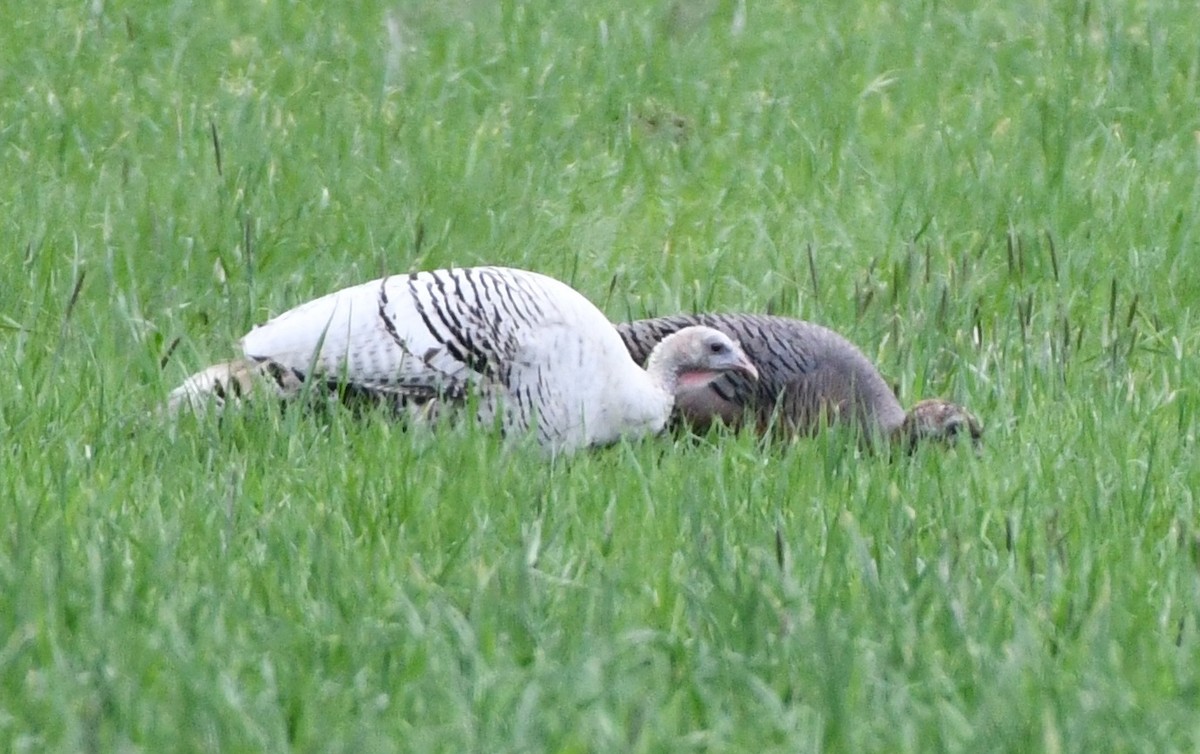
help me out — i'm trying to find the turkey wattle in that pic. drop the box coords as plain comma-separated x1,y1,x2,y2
617,313,981,448
168,266,758,453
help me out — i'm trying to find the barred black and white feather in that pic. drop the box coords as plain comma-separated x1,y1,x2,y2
617,313,981,447
169,267,758,453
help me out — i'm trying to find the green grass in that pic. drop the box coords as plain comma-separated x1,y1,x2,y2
3,0,1200,750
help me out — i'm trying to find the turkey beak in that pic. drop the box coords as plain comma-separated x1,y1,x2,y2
733,355,759,382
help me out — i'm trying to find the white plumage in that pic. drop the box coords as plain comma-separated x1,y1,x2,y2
169,266,758,454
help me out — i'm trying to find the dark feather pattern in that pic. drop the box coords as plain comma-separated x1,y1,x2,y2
618,313,980,447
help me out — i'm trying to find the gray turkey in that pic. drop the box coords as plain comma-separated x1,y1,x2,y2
168,266,758,454
617,313,981,448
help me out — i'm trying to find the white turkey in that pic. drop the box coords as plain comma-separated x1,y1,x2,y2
168,266,758,454
616,313,981,449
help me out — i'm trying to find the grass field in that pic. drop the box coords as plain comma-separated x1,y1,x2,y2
3,0,1200,751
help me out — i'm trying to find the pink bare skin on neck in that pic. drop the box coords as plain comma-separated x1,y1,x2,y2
677,370,720,389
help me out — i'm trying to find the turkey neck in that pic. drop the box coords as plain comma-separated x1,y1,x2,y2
641,332,693,398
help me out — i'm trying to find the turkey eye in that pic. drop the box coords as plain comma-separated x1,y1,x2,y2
709,342,727,354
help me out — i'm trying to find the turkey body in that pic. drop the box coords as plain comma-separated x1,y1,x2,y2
169,267,756,454
617,313,980,446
